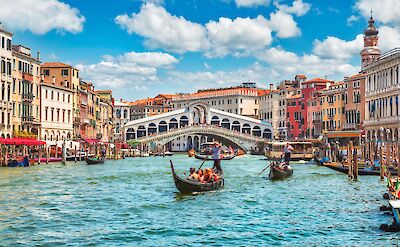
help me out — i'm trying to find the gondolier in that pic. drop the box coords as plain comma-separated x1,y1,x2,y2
212,142,222,172
283,143,294,164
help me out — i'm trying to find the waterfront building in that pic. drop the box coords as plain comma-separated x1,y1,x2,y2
321,82,346,132
41,62,80,138
11,45,41,138
96,90,114,142
130,94,174,120
78,80,99,139
364,49,400,142
113,100,131,140
287,93,302,140
40,74,74,143
300,78,332,139
258,86,279,138
307,91,323,138
343,74,365,131
0,25,13,138
276,84,295,140
172,82,262,118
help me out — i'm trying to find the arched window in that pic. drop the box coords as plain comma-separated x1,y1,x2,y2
137,125,146,138
116,109,121,118
126,128,135,140
242,124,251,134
221,118,230,129
159,121,168,132
180,116,189,127
231,121,240,132
169,118,178,129
148,123,157,135
211,116,220,126
252,126,261,137
263,129,272,139
123,109,128,119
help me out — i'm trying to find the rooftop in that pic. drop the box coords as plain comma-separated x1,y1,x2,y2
41,62,76,69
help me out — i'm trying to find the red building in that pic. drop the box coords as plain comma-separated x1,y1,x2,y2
287,78,332,139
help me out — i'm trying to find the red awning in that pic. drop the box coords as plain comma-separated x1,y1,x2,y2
82,138,101,145
0,138,46,146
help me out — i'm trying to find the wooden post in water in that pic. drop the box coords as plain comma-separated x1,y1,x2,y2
354,145,358,180
38,145,42,165
380,144,384,180
46,146,49,164
74,145,77,163
62,141,66,165
348,142,353,179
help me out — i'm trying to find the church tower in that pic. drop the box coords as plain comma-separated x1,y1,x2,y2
360,12,381,69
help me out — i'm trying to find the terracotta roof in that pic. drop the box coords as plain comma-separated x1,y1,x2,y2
41,62,74,68
96,90,112,94
296,74,306,79
289,94,301,99
302,78,333,84
257,89,271,96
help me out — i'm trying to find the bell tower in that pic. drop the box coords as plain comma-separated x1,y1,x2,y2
361,11,381,70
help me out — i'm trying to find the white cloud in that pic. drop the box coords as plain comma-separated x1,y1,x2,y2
205,16,272,57
115,3,208,53
274,0,311,16
313,34,364,60
235,0,270,8
355,0,400,25
378,25,400,52
347,15,360,26
76,51,178,89
116,3,304,57
268,10,301,38
0,0,85,34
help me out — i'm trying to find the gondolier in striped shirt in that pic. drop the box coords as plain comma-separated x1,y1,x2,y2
283,143,294,165
212,142,222,172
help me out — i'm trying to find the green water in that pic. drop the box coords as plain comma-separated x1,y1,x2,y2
0,155,398,246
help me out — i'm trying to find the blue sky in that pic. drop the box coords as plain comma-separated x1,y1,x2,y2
2,0,400,100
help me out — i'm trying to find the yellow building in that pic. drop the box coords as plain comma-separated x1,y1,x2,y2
321,82,346,132
11,45,41,137
96,90,114,142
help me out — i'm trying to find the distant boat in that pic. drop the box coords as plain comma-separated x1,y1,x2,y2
194,154,235,161
265,141,314,161
85,157,105,165
8,157,30,167
170,161,224,194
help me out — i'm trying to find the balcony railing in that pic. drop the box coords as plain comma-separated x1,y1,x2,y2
22,73,34,82
343,123,359,130
22,93,34,102
21,115,39,124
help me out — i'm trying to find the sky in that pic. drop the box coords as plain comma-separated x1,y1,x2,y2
1,0,400,101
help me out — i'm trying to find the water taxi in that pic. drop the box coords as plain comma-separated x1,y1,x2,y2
265,141,314,161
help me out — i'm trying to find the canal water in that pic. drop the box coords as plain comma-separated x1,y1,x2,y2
0,155,398,246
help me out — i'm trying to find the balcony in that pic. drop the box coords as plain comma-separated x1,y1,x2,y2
96,133,103,139
22,93,34,102
82,118,90,125
22,73,33,82
21,115,40,125
343,123,359,130
364,116,400,127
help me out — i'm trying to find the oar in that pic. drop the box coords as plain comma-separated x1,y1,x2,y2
198,155,209,170
258,162,272,176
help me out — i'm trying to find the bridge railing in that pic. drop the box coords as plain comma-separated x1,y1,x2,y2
132,124,266,143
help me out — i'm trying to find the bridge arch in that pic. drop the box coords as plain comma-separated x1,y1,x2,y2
252,126,261,137
126,128,135,140
211,116,220,126
242,124,251,134
221,118,230,129
263,128,272,139
169,118,178,130
159,121,168,133
148,123,157,135
232,121,240,132
180,116,189,127
137,125,146,138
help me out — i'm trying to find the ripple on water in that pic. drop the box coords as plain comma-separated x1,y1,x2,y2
0,155,398,246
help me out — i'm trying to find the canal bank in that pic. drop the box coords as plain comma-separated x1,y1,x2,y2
0,155,397,246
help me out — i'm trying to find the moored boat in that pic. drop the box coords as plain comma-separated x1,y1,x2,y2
8,156,30,167
85,157,105,165
269,163,293,179
322,162,398,176
170,161,224,194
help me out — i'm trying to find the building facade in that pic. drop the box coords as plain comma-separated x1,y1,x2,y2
114,100,131,140
321,82,346,132
258,87,279,138
97,90,114,143
0,25,13,138
343,74,365,131
11,45,41,137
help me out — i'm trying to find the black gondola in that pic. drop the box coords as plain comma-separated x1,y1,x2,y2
194,154,235,161
322,162,398,176
85,157,105,165
170,161,224,194
269,164,293,179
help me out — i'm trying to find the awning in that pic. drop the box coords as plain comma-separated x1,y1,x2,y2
82,138,101,145
324,130,361,138
0,138,46,146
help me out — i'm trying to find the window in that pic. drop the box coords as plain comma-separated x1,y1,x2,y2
68,95,70,103
51,91,53,100
51,108,54,121
43,69,50,76
61,69,69,77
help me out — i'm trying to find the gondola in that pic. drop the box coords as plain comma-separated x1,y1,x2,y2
322,162,398,176
269,164,293,179
85,157,105,165
170,161,224,194
194,154,235,161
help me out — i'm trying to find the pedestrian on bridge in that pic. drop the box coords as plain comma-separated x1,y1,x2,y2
212,142,222,172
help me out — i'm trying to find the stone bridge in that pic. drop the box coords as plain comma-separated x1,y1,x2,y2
128,124,266,151
122,102,273,151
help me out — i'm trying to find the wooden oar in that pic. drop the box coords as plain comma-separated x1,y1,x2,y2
198,155,209,170
258,162,272,176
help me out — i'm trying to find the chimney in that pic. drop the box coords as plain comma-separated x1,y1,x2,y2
120,98,123,102
269,83,274,91
37,51,40,60
52,77,55,84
